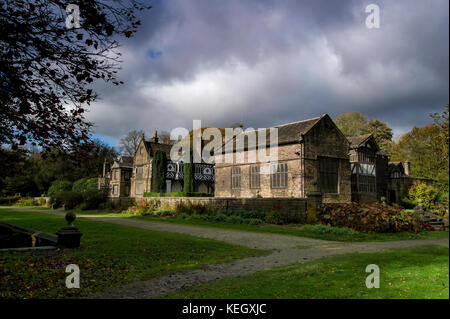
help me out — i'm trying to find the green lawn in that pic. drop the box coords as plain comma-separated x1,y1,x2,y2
0,209,265,298
162,245,450,299
72,210,449,242
6,207,449,242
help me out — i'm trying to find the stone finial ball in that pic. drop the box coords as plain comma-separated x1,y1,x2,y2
65,212,76,225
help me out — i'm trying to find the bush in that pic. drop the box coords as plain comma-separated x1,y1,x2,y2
219,209,266,220
54,191,83,210
143,192,161,197
406,181,440,210
0,196,20,205
184,162,194,192
47,180,72,198
72,178,98,194
246,218,264,225
165,192,213,197
14,198,38,207
319,202,426,233
171,200,213,216
225,215,245,224
151,150,167,193
143,192,213,198
265,211,285,225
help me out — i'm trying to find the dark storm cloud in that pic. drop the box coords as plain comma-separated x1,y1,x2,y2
87,0,449,144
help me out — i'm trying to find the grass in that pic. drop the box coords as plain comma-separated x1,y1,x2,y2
0,208,265,298
9,206,449,242
77,211,448,242
162,245,450,299
4,206,449,242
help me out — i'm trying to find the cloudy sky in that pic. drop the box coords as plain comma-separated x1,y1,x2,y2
87,0,449,146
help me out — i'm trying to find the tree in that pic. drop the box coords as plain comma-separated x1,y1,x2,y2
361,120,393,154
390,125,443,181
183,162,194,193
119,130,144,156
151,150,167,193
335,112,393,153
430,105,449,188
334,112,368,136
0,1,151,151
158,130,173,144
0,139,117,196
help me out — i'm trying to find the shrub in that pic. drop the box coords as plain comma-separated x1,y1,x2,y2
143,192,161,197
151,150,167,193
0,196,20,205
183,162,194,192
81,191,107,210
246,218,264,225
165,192,213,197
319,202,426,233
14,198,38,207
143,192,213,198
72,178,98,194
212,213,227,222
171,200,213,216
407,181,440,210
434,193,449,217
225,215,245,224
54,191,83,210
124,199,162,215
47,180,72,198
265,211,285,225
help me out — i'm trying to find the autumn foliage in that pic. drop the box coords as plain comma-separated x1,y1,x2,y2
319,203,432,233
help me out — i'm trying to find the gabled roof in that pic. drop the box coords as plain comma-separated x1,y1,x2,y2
119,156,133,166
143,141,172,157
388,162,405,174
223,114,327,150
347,134,372,148
112,156,134,168
275,115,324,144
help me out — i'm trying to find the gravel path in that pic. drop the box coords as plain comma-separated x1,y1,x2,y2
90,238,448,298
4,207,448,298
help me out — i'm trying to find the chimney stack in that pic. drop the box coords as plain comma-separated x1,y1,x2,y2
154,130,159,143
404,161,410,176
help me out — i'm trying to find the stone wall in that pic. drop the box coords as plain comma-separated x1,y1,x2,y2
302,116,351,203
108,196,312,223
214,143,303,198
130,139,153,198
214,115,351,203
386,177,434,205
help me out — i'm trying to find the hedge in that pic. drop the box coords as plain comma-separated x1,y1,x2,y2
143,192,213,197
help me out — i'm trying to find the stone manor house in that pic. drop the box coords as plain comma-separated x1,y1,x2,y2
99,114,415,205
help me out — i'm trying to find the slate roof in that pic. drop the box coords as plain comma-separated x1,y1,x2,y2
119,156,133,166
347,134,372,148
223,114,325,150
144,141,173,157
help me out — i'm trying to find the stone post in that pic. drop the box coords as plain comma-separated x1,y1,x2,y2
56,212,83,248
